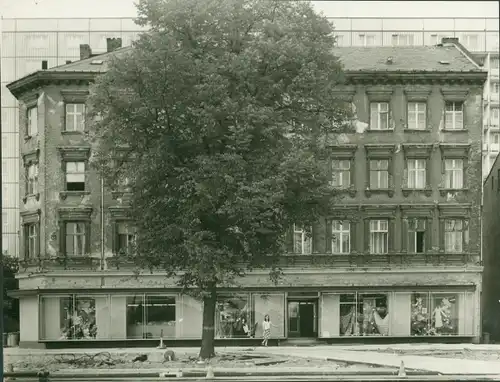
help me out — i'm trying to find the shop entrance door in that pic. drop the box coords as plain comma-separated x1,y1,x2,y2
287,300,317,337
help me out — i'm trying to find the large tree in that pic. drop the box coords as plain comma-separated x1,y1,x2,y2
88,0,350,359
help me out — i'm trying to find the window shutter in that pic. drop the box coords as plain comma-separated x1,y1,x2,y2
439,219,445,252
388,218,396,253
402,218,408,252
59,222,66,257
463,158,468,188
21,225,27,259
426,218,433,252
425,158,431,187
370,104,377,129
85,222,91,255
112,221,118,255
403,159,408,187
364,219,370,252
388,157,394,188
285,225,294,253
36,223,40,258
350,221,357,253
325,219,332,253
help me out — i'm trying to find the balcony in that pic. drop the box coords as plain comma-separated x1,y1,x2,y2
18,252,482,274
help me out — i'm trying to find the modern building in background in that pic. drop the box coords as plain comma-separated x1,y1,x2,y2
1,16,499,259
7,37,487,347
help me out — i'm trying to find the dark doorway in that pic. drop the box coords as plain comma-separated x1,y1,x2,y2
287,300,317,338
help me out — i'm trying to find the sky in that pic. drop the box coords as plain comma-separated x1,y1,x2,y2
0,0,498,19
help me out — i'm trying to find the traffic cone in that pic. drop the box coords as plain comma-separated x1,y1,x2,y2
156,329,166,349
398,360,406,377
206,364,214,379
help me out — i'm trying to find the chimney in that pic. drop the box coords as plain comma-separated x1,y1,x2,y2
441,37,459,45
80,44,92,60
106,38,122,53
41,60,48,70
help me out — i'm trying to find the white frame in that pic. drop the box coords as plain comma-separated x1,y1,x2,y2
444,101,464,130
407,102,426,130
65,161,86,190
407,158,426,188
407,218,426,254
331,159,350,188
370,102,390,130
293,224,312,254
331,220,351,254
117,222,136,254
27,162,39,195
369,219,389,254
65,221,87,256
444,219,467,253
27,223,37,259
369,159,389,189
65,103,86,132
27,106,38,136
444,159,464,189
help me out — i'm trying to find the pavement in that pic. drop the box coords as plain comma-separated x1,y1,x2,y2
4,343,500,376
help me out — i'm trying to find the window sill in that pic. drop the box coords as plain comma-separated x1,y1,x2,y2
22,193,40,203
441,129,467,132
366,129,394,133
111,190,132,199
59,190,91,200
364,188,394,198
403,128,431,133
61,130,86,136
402,187,432,197
332,186,357,197
438,188,468,196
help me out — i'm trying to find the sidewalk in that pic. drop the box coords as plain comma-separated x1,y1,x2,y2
257,347,500,375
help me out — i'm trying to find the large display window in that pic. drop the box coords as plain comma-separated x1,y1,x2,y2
126,294,176,339
339,293,390,336
216,295,252,338
411,292,459,336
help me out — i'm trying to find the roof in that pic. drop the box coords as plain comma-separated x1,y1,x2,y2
49,46,133,73
334,45,484,73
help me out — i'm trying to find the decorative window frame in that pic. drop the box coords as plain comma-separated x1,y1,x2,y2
437,203,471,254
402,144,433,197
441,87,468,132
439,144,470,195
61,90,89,134
24,94,39,140
57,146,91,199
367,87,393,132
109,207,135,256
361,204,398,254
400,204,435,254
404,88,431,132
325,206,360,254
364,144,396,197
58,207,92,257
22,149,41,203
329,144,357,197
20,209,41,260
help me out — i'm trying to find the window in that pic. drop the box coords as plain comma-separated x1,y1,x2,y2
370,102,390,130
491,57,499,69
331,220,350,254
407,159,426,188
391,33,415,46
339,293,389,336
293,224,312,254
444,219,468,253
331,160,350,188
216,295,252,338
359,33,375,46
144,295,176,339
462,34,479,50
26,163,39,195
492,83,499,94
444,159,464,189
430,34,448,45
411,292,459,336
491,132,500,151
27,106,38,136
369,219,388,254
116,222,136,254
407,102,426,130
407,218,426,254
65,161,85,191
65,103,85,131
65,222,87,256
444,102,464,130
2,161,7,183
24,223,38,259
369,160,389,189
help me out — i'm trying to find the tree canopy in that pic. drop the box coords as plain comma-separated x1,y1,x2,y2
88,0,350,358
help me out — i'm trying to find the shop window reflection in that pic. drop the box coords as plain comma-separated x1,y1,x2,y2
126,295,176,339
339,293,389,336
126,295,144,339
60,296,97,340
411,292,458,336
216,295,253,338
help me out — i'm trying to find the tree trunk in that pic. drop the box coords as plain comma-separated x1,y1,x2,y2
199,284,217,360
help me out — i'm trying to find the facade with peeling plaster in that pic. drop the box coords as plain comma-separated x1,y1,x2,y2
482,154,500,342
6,38,488,348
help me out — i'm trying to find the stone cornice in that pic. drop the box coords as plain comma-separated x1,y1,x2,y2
345,71,487,86
329,144,358,158
439,144,470,158
7,71,97,100
364,144,396,157
57,146,91,162
22,149,40,166
437,203,471,218
20,209,41,224
402,144,433,158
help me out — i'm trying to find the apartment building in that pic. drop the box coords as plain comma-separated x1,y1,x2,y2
1,17,498,259
6,38,487,348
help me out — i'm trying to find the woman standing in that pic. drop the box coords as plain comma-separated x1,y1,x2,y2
261,314,276,346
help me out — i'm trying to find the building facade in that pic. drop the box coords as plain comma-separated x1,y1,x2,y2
482,154,500,342
7,39,487,348
2,16,498,259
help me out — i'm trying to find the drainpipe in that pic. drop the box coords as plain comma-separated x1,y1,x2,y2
100,175,105,270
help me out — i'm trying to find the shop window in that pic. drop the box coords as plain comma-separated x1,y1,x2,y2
60,296,97,340
411,292,459,336
126,295,176,339
331,160,350,188
444,102,464,130
293,224,312,254
339,293,389,336
216,295,253,338
126,295,145,339
65,161,86,191
369,160,389,189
